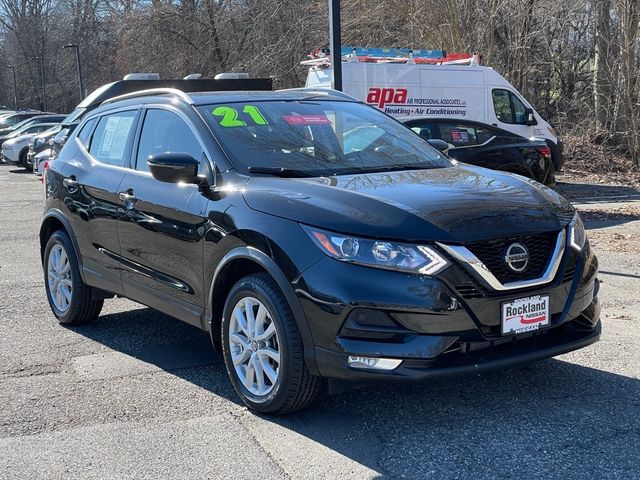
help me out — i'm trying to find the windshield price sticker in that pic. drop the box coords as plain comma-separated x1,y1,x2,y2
212,105,269,128
283,115,331,125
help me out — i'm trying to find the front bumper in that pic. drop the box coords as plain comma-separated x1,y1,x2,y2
1,147,18,165
295,238,599,382
315,318,600,382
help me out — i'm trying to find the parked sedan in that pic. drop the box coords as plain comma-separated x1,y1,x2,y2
0,111,45,131
403,118,555,186
0,114,64,137
1,123,58,167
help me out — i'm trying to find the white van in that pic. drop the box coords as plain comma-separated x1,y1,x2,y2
305,58,564,170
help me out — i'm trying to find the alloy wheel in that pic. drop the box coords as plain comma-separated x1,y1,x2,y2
228,296,281,397
47,244,73,313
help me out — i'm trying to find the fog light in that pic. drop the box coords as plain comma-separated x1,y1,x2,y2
347,356,402,370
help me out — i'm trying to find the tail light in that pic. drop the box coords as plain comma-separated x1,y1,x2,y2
39,161,49,184
536,146,552,158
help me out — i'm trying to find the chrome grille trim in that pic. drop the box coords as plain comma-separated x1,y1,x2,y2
437,230,566,292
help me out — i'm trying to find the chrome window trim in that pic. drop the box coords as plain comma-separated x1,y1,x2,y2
447,135,496,150
436,229,566,291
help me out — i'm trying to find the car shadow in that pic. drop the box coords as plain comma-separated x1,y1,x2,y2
556,181,640,202
8,168,31,174
71,307,639,478
582,210,640,229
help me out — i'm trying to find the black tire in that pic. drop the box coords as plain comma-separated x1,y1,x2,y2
545,162,557,188
221,273,321,414
43,230,103,325
19,148,29,169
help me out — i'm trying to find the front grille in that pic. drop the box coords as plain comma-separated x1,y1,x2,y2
455,284,484,299
464,231,558,284
562,264,576,283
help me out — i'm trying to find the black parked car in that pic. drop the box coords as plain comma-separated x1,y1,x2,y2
41,86,600,414
403,118,556,186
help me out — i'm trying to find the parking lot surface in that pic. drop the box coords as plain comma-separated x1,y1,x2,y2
1,164,639,479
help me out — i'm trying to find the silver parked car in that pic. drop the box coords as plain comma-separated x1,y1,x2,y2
1,123,58,168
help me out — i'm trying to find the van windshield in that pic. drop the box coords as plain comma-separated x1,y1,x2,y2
198,100,450,177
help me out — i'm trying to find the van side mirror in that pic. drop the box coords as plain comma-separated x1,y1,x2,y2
427,139,450,153
525,108,537,126
148,153,202,184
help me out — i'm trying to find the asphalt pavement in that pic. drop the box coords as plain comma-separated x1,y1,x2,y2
1,164,639,479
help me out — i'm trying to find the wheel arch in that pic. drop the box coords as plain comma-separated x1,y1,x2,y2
19,146,29,165
206,246,319,375
39,210,83,277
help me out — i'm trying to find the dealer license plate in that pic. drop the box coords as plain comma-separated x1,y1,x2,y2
501,295,550,335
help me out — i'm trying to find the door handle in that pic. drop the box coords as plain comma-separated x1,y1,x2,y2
63,176,79,191
118,191,137,209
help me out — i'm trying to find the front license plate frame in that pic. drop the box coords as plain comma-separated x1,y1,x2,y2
501,294,550,335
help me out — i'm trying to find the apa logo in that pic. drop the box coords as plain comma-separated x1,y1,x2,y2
366,88,408,108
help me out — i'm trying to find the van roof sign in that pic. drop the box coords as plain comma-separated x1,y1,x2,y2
303,47,478,67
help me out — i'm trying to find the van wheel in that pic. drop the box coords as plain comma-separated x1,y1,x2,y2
43,230,103,324
221,273,320,414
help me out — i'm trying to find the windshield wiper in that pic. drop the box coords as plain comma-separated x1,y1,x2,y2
350,164,438,174
247,166,313,178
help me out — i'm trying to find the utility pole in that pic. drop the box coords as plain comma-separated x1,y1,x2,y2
7,65,18,109
328,0,342,91
35,57,47,111
64,44,85,101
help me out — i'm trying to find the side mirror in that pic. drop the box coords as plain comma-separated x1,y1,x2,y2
525,108,537,126
148,152,201,184
427,139,450,153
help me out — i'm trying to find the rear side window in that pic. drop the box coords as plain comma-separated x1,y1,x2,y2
410,124,438,142
492,89,529,125
437,123,496,146
135,109,202,172
77,118,97,148
439,124,478,146
89,111,137,167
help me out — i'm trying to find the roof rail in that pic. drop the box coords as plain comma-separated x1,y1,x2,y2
277,87,356,101
101,88,194,106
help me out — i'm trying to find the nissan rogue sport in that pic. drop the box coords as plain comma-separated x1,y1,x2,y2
40,85,600,414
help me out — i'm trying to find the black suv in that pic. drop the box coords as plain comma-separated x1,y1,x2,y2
41,86,600,414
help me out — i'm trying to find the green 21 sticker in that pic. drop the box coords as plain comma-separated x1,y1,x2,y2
212,105,268,127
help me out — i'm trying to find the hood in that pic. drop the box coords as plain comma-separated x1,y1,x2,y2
2,137,18,147
241,165,574,243
35,148,52,159
13,133,35,143
4,134,34,148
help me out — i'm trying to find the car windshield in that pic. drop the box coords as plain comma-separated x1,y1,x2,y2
0,115,26,127
7,118,34,130
6,122,43,138
63,107,86,124
198,100,450,176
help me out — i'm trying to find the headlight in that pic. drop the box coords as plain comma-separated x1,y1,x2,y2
302,225,449,274
568,212,586,251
